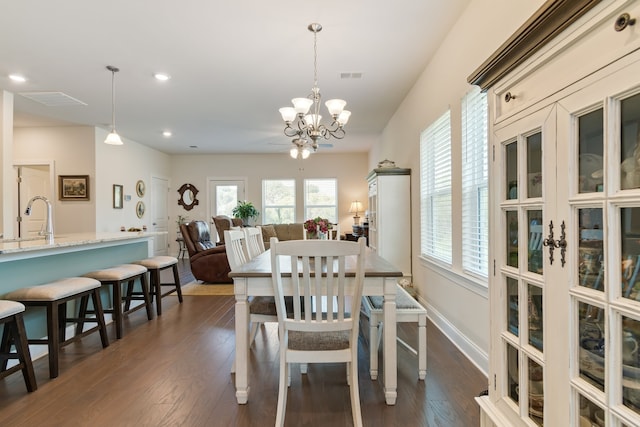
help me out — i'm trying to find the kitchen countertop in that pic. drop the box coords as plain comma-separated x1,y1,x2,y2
0,232,163,257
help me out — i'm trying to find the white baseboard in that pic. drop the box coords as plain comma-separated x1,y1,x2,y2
418,295,489,377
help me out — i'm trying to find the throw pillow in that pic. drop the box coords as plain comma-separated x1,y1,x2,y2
261,224,277,243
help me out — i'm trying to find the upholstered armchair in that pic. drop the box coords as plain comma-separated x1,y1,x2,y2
180,221,231,284
212,215,244,244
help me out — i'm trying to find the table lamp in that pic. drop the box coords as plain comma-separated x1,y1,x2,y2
349,200,364,225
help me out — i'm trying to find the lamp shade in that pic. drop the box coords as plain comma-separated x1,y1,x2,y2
325,99,346,116
349,201,363,214
105,131,123,145
279,107,297,123
337,110,351,126
292,97,313,115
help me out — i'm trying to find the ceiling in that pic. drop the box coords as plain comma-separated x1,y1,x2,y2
0,0,470,155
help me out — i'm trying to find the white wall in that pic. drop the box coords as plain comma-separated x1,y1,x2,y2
14,125,96,234
12,126,171,237
0,92,13,238
372,0,545,374
95,127,171,232
170,152,369,253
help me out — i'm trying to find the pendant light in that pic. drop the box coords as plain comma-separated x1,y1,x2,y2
104,65,123,145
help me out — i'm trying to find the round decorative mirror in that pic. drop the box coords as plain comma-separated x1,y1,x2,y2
177,183,199,211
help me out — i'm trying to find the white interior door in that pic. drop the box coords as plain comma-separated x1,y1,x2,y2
17,164,51,238
151,176,169,256
208,178,246,241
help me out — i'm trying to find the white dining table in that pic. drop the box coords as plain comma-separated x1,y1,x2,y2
229,247,402,406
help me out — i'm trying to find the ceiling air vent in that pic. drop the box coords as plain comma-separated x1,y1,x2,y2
19,91,87,107
340,72,363,79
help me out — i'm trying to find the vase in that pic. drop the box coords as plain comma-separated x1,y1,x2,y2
319,231,328,240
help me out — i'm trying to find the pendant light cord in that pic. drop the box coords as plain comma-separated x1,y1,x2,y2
107,65,119,132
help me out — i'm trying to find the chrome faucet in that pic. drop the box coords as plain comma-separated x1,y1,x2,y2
25,196,54,243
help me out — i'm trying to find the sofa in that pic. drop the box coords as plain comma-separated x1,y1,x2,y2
257,223,305,249
180,220,232,284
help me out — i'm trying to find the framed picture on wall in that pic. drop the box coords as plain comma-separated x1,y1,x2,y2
58,175,90,201
113,184,123,209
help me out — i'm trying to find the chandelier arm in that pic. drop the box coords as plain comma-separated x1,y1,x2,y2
325,127,346,140
284,125,301,138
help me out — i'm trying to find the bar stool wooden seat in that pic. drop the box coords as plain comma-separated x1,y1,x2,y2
133,256,182,316
0,300,37,391
84,264,153,339
4,277,109,379
361,284,427,380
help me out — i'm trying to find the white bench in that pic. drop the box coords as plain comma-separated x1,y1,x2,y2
361,284,427,380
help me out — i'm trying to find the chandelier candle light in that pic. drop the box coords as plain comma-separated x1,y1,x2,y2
280,23,351,159
104,65,123,145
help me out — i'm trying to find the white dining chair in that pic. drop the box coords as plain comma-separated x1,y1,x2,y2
270,236,366,427
224,229,278,357
244,226,266,259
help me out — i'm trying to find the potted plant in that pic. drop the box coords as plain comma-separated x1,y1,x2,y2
232,200,260,225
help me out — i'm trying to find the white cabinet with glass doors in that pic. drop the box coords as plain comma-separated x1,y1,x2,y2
476,1,640,426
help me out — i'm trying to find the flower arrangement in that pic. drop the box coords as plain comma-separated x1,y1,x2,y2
304,217,332,238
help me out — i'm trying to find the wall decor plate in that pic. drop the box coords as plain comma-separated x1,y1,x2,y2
136,180,146,197
136,201,145,218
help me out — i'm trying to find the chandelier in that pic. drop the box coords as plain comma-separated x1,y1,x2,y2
279,23,351,158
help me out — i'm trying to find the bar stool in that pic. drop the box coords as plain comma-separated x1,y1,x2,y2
84,264,153,339
4,277,109,379
132,256,182,316
0,300,37,391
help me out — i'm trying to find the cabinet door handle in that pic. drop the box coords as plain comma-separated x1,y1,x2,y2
542,220,557,265
556,221,567,267
542,220,567,267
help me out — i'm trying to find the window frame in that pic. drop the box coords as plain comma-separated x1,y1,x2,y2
303,178,338,223
461,86,489,278
262,179,296,224
420,110,452,265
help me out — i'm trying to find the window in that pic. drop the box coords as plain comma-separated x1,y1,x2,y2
262,179,295,224
462,86,489,277
420,110,452,264
304,179,337,222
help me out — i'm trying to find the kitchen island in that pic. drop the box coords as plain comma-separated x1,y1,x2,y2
0,232,160,341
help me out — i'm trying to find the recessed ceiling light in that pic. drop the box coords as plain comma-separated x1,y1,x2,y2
154,73,171,81
162,131,172,137
9,74,27,83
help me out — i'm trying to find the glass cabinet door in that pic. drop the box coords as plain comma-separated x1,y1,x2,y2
496,110,553,425
564,87,640,426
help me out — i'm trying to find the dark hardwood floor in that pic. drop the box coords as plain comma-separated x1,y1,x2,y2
0,259,487,426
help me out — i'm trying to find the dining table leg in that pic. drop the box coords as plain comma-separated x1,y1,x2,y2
234,277,250,404
383,276,398,405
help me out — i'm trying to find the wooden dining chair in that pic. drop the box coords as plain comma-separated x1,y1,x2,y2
270,236,366,427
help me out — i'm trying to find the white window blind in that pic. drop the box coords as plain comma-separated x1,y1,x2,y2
304,178,337,222
420,110,452,264
462,86,488,277
262,179,295,223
